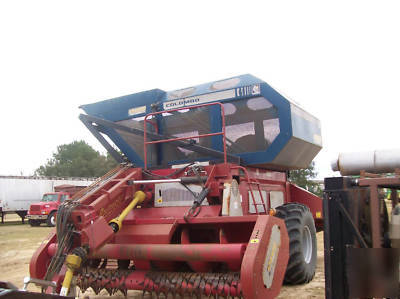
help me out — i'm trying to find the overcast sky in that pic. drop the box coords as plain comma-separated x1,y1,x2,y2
0,1,399,179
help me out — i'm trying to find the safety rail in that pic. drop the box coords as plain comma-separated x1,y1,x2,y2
230,165,268,215
143,102,228,169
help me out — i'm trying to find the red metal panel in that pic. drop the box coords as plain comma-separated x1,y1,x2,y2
246,166,287,183
30,162,323,297
81,217,115,251
124,205,222,223
240,215,289,299
289,183,323,229
81,270,147,292
29,231,57,279
133,213,259,225
180,228,212,272
114,223,177,244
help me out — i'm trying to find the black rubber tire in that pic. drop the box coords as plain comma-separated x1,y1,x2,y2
28,219,41,227
46,211,56,227
276,203,317,284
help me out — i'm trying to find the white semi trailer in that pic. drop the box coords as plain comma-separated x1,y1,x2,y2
0,176,94,223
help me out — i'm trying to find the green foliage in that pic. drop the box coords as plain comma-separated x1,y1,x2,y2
289,161,323,197
35,141,118,177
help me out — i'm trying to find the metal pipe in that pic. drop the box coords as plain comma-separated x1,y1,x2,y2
146,132,224,145
90,243,246,262
369,184,382,248
331,149,400,175
48,243,247,263
130,178,181,184
127,176,207,185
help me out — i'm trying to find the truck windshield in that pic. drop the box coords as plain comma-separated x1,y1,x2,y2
42,194,58,202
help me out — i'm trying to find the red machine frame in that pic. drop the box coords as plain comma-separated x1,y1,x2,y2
28,104,323,298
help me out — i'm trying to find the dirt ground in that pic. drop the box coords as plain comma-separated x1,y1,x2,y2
0,214,325,298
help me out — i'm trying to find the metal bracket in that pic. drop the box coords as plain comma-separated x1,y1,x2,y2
22,276,58,294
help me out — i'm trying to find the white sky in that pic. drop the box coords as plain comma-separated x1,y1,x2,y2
0,0,399,179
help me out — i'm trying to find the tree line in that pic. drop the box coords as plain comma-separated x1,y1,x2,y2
35,140,117,177
36,140,322,197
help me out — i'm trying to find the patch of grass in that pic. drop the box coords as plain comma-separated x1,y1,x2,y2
0,220,27,226
0,224,53,252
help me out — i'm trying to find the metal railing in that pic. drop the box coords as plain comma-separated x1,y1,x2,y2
143,102,228,169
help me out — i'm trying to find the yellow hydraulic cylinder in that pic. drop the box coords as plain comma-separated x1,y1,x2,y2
109,190,146,232
59,254,82,296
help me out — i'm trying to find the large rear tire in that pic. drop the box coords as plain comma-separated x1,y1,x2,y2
276,203,317,284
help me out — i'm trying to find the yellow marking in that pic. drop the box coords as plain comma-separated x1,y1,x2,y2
316,211,322,219
267,242,277,271
136,205,141,209
157,198,163,203
250,239,259,244
128,105,147,116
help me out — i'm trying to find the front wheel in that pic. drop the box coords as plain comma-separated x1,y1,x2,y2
46,211,56,227
276,203,317,284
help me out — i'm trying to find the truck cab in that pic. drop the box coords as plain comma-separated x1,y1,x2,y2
27,192,70,226
26,185,85,226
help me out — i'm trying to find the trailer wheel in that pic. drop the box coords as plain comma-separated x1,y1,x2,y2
47,211,56,227
276,203,317,284
28,219,40,227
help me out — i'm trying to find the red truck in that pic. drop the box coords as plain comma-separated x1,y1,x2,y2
26,185,86,227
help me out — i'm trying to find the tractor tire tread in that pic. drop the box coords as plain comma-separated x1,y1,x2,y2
276,203,317,285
